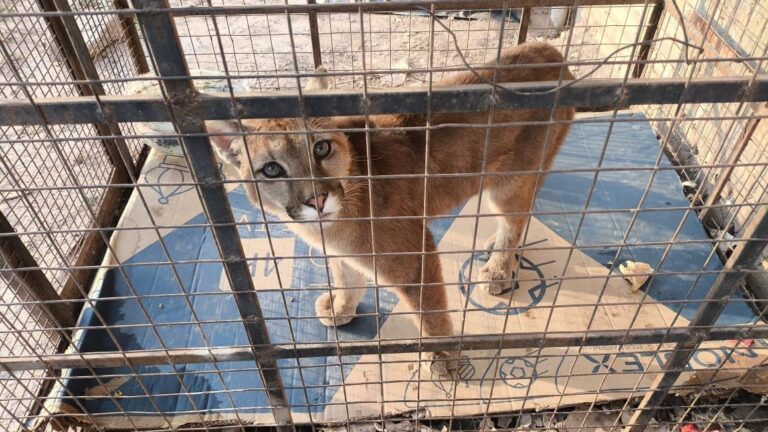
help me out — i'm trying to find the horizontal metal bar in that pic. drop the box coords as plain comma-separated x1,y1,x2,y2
0,0,659,19
166,0,657,15
2,326,765,372
2,56,767,89
1,77,766,126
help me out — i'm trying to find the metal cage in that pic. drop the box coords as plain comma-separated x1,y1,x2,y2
1,0,767,431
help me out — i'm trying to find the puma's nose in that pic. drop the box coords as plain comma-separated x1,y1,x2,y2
304,192,328,212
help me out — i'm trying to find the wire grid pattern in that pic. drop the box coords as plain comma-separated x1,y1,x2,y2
0,0,144,287
640,0,768,235
0,0,145,429
0,0,767,431
171,1,657,91
0,255,61,432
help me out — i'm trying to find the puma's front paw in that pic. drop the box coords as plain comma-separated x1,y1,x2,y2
477,264,517,296
315,292,355,327
425,351,459,379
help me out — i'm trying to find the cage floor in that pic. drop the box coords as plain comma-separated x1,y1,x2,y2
40,112,764,429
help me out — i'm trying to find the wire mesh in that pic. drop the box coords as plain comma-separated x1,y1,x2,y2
0,0,146,429
0,256,61,432
0,0,767,431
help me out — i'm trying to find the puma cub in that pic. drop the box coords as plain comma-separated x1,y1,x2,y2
208,42,575,376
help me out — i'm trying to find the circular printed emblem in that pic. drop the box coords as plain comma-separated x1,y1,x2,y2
499,356,544,389
458,252,551,316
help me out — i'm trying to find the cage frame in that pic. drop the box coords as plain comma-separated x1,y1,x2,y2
1,0,767,431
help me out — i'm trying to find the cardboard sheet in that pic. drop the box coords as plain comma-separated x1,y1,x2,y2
39,113,764,429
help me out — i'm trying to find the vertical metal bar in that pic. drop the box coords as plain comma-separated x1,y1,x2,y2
517,7,532,43
38,0,140,303
36,0,137,178
0,212,75,332
700,111,764,223
114,0,151,74
307,0,323,68
353,5,386,425
416,3,437,425
36,0,86,89
59,169,134,305
626,203,768,432
633,1,665,77
131,1,294,429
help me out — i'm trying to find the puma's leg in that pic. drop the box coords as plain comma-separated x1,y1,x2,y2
315,259,367,327
384,230,457,378
477,178,537,295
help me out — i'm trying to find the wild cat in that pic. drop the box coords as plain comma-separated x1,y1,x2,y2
207,42,575,376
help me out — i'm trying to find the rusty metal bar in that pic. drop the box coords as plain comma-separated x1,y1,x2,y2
131,1,294,429
2,76,768,125
0,212,75,332
306,0,323,68
37,0,137,178
40,0,140,303
632,1,665,78
114,0,150,74
517,7,532,43
626,202,768,431
1,325,766,372
59,168,134,303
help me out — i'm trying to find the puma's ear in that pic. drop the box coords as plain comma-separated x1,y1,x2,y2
305,65,330,91
206,120,243,168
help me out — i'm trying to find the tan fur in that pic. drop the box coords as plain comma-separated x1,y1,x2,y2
208,42,575,376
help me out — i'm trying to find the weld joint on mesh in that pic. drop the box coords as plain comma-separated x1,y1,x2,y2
97,103,114,122
135,0,163,12
690,327,709,340
199,175,221,187
618,86,630,106
231,101,246,120
224,255,245,264
168,88,201,120
360,97,371,112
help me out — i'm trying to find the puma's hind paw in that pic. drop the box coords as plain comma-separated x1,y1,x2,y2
315,292,355,327
477,264,517,296
425,351,459,379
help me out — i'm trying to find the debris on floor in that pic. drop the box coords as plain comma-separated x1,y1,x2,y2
314,393,768,432
558,411,621,432
619,260,654,291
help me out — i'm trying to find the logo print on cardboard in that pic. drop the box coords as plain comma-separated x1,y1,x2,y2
458,247,556,316
144,155,224,204
499,357,547,389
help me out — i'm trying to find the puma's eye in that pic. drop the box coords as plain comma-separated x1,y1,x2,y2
261,162,285,178
313,139,332,160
